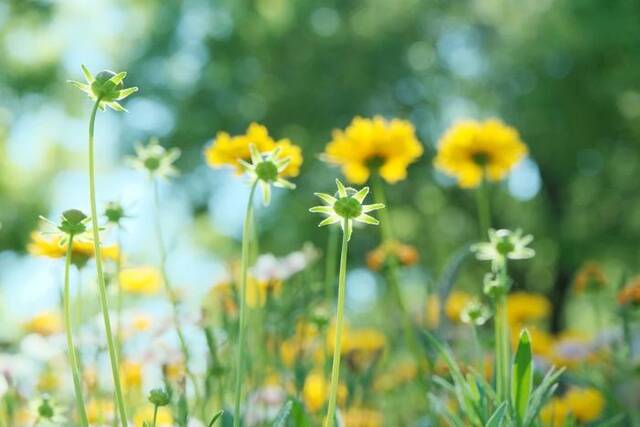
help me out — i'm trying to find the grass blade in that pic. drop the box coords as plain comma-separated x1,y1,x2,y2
511,329,533,425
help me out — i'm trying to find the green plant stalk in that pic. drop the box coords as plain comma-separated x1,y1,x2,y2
152,180,202,408
323,221,349,427
494,292,510,403
324,225,339,301
116,231,124,360
371,174,427,381
87,98,128,426
475,179,491,237
233,181,259,427
63,236,89,427
151,405,158,427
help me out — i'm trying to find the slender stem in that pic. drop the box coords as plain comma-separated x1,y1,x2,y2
475,179,491,237
152,180,202,408
324,225,339,302
371,174,428,382
494,291,510,402
116,230,124,360
64,236,89,427
87,98,128,425
151,405,158,427
470,324,482,373
233,181,259,427
324,222,349,427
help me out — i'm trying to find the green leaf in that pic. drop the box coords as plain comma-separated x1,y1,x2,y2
208,410,224,427
511,329,533,426
524,366,565,427
485,402,508,427
272,400,293,427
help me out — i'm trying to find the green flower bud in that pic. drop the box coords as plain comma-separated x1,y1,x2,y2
37,396,55,419
91,70,123,101
254,160,279,182
333,196,363,219
148,388,171,407
59,209,88,236
104,202,125,225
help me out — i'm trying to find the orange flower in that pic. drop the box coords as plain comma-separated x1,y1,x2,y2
618,276,640,306
366,240,419,271
573,262,606,293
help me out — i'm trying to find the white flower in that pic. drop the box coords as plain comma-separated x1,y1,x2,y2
240,144,296,206
471,228,535,270
128,138,181,179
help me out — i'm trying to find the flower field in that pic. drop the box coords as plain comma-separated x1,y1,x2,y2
0,1,639,427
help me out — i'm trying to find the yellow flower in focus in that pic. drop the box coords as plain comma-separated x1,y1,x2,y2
434,119,527,188
444,291,472,323
506,292,550,327
120,361,143,392
618,276,640,306
540,398,569,427
324,116,423,184
303,371,327,412
119,267,162,295
28,232,119,267
565,387,605,423
133,405,173,427
573,262,607,293
343,407,383,427
86,399,114,424
204,122,303,177
23,311,63,336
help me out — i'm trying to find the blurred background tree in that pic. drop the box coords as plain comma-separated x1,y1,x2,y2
0,0,639,329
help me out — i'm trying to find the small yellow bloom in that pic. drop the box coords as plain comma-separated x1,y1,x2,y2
303,371,327,412
565,387,605,422
373,359,417,391
204,122,303,177
120,360,143,392
618,276,640,306
506,292,550,327
366,240,419,271
573,261,607,293
444,291,472,323
163,361,185,382
133,405,173,427
324,116,422,184
23,311,63,336
86,399,114,424
132,313,153,332
245,276,282,308
37,370,60,392
424,295,441,329
119,267,162,295
210,281,238,315
343,407,383,427
28,231,119,266
540,397,569,427
434,119,527,188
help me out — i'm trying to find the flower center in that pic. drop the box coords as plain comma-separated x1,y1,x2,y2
144,157,161,171
472,151,490,167
334,197,362,219
60,209,88,235
91,70,123,101
496,237,515,256
255,160,279,182
365,156,385,171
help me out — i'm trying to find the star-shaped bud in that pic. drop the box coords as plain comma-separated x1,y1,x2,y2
68,64,138,112
127,138,181,179
471,228,535,271
39,209,94,245
239,144,296,206
309,179,385,241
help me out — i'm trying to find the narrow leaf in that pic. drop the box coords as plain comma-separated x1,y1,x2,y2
512,329,533,426
272,400,293,427
208,410,224,427
485,402,508,427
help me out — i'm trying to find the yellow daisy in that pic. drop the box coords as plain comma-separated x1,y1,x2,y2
23,311,63,336
133,405,173,427
204,122,303,177
506,291,550,327
434,119,527,188
119,266,162,295
324,116,423,184
28,231,120,266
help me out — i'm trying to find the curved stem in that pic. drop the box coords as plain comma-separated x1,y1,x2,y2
152,179,202,408
64,236,89,427
324,222,349,427
87,98,128,425
233,181,259,427
475,178,491,237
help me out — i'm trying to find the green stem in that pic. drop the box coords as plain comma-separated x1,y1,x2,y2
116,231,124,360
475,179,491,237
324,221,349,427
151,405,158,427
324,225,339,301
371,174,428,382
494,292,510,402
233,181,259,427
64,236,89,427
152,180,202,409
87,98,128,426
471,324,482,373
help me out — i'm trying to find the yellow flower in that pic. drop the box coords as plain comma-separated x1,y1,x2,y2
280,321,323,367
573,261,607,293
343,407,383,427
373,359,417,391
132,313,153,332
163,361,185,382
37,370,60,392
120,361,143,392
133,405,173,427
565,387,605,423
209,281,238,315
245,276,282,308
444,291,472,323
119,267,162,295
434,119,527,188
424,295,441,329
618,276,640,306
204,122,303,177
303,371,327,412
506,292,550,327
327,324,386,371
540,397,570,427
366,240,419,271
86,399,114,425
23,311,63,336
324,116,423,184
28,231,120,266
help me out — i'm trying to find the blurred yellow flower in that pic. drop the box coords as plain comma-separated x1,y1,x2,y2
163,361,185,382
204,122,303,177
28,231,120,266
246,276,282,308
86,399,114,425
573,261,607,293
373,359,417,391
324,116,423,184
434,119,527,188
120,361,143,392
37,370,60,393
565,387,605,422
618,276,640,306
366,240,419,271
23,311,63,336
133,405,173,427
280,321,323,367
132,313,153,333
119,267,162,295
540,397,569,427
506,292,550,327
343,407,383,427
424,295,441,329
444,291,472,323
210,281,238,315
303,371,327,412
327,324,386,371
